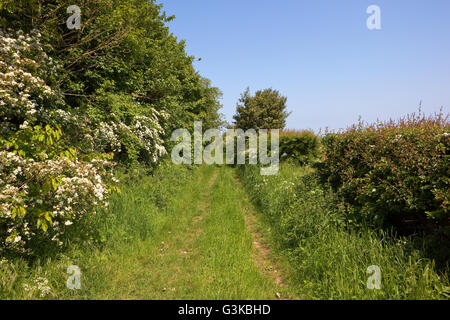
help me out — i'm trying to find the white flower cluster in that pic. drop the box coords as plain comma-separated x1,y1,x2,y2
0,28,118,253
0,29,60,133
133,111,168,162
93,108,168,163
93,121,123,153
22,277,51,298
0,150,113,252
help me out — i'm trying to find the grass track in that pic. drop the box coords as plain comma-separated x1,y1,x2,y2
12,165,287,299
4,164,445,300
97,165,286,299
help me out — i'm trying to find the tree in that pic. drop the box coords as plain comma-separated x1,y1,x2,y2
232,88,290,131
1,0,223,165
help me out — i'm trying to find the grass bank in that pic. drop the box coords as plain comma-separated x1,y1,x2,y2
237,162,449,299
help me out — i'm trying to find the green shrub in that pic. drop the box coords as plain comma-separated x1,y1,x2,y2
279,130,321,165
0,124,116,255
320,112,449,231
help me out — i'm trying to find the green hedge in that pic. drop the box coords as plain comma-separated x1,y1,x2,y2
279,131,321,165
320,113,449,235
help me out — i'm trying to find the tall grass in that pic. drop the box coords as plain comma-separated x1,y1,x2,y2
237,163,450,299
0,161,195,299
0,163,286,300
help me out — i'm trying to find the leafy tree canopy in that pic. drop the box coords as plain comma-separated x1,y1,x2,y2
1,0,223,164
232,87,290,131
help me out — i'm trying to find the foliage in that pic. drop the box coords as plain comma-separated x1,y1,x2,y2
1,0,223,154
279,130,321,165
0,0,223,255
0,28,64,135
0,161,194,299
0,27,118,254
319,112,449,234
0,124,115,254
232,87,290,131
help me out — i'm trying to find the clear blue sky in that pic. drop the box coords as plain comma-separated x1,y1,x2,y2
160,0,450,132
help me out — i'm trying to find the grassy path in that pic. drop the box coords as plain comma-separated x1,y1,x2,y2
5,163,446,300
5,166,448,300
3,164,298,300
84,165,290,299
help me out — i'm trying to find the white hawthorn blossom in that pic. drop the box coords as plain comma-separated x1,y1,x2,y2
0,150,114,252
93,110,168,163
0,29,62,135
0,29,115,253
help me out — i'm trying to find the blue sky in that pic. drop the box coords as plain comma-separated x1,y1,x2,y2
160,0,450,131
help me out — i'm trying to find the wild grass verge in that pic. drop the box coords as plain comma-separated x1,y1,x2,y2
237,163,450,299
0,161,195,299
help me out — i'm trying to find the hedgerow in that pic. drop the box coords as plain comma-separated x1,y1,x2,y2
0,123,117,254
0,161,194,299
279,130,321,165
0,28,116,253
0,27,160,253
320,112,449,233
1,0,223,254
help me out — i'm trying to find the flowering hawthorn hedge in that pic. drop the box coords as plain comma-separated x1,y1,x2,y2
320,113,449,232
0,29,63,134
0,124,116,253
0,29,119,253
